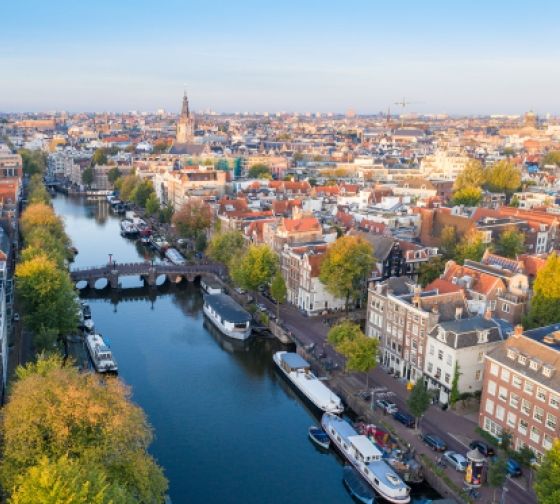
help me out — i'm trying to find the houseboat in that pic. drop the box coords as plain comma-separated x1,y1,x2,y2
85,333,118,373
203,294,252,340
201,278,223,295
273,351,344,414
120,219,138,238
322,413,410,504
165,247,186,265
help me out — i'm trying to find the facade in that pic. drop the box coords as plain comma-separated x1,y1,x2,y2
0,153,23,178
480,324,560,462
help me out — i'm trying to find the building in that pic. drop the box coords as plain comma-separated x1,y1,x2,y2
170,93,208,156
0,153,23,178
480,324,560,462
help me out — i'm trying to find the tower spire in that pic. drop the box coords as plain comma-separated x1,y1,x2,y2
181,92,190,118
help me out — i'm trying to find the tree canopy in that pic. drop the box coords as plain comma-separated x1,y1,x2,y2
451,186,482,206
172,200,212,238
206,231,245,267
484,160,522,196
19,149,46,176
495,228,525,258
107,167,122,185
455,230,487,264
406,379,431,426
440,225,458,259
230,244,278,291
417,256,445,287
248,163,271,179
91,148,108,166
535,440,560,504
81,166,94,187
27,174,51,205
541,151,560,168
526,253,560,328
1,355,167,503
144,193,160,216
453,159,485,192
319,235,374,312
270,270,287,320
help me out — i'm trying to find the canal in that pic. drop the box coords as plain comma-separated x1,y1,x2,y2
53,194,438,504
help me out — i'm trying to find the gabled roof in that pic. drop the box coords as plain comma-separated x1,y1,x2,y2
280,217,321,234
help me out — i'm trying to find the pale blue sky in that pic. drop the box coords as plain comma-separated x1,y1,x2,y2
1,0,559,114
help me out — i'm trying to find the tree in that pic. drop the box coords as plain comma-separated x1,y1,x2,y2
455,230,487,264
248,163,271,179
173,200,212,238
216,159,230,171
510,195,520,208
19,149,46,176
327,320,363,348
454,159,485,191
270,270,287,321
487,457,508,504
158,204,174,224
451,186,482,206
131,180,154,207
23,228,70,267
526,253,560,327
91,148,108,166
541,151,560,168
485,160,522,197
81,166,94,187
117,174,140,201
342,335,378,388
417,256,445,287
107,167,122,185
495,228,524,258
449,363,461,407
440,225,458,260
206,231,245,267
27,174,50,204
230,244,278,291
20,203,69,249
145,193,160,216
535,440,560,504
406,379,430,428
0,355,168,503
319,236,374,313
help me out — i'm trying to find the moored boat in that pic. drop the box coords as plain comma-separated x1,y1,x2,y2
165,247,186,265
83,318,95,333
343,466,377,504
120,219,138,237
273,351,344,414
203,294,252,340
85,333,118,373
308,426,330,450
81,302,92,320
322,413,410,503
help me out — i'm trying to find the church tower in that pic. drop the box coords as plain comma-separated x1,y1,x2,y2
176,92,195,144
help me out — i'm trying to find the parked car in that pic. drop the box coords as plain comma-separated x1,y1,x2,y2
393,411,415,428
506,458,522,477
469,440,495,458
256,303,267,312
234,287,246,295
421,433,447,451
443,451,468,471
376,399,398,414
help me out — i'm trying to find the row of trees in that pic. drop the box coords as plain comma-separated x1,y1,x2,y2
18,149,47,176
452,159,522,206
525,252,560,328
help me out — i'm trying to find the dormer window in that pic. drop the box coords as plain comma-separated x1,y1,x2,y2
477,330,489,344
507,348,518,360
437,327,446,343
518,354,527,365
529,359,542,372
543,364,555,378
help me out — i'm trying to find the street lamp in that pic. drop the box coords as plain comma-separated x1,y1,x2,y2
500,485,509,504
108,253,113,267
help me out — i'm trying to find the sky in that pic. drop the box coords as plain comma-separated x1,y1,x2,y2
1,0,559,115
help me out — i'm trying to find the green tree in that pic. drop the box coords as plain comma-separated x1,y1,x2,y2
216,159,230,171
407,379,431,428
131,180,154,207
107,166,122,185
454,159,485,191
81,166,94,187
158,204,174,224
487,457,508,504
118,175,140,201
451,186,482,206
172,200,212,238
248,163,271,179
19,149,46,176
319,236,374,313
455,230,487,264
417,256,445,287
341,335,378,388
230,244,278,291
145,193,160,216
327,320,363,348
541,151,560,168
0,355,168,503
510,195,520,208
449,363,461,407
495,228,525,258
91,148,108,166
535,440,560,504
440,225,458,260
27,174,50,204
270,270,287,321
206,231,245,267
485,160,522,197
526,253,560,327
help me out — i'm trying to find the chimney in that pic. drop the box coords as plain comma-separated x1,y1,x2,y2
513,324,523,338
484,308,492,320
455,306,463,320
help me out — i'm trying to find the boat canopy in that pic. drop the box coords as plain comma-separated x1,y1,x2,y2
280,352,309,371
204,294,251,324
348,435,382,462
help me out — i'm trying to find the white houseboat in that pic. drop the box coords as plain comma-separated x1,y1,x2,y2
322,413,410,504
165,248,186,265
120,219,138,238
203,294,252,340
85,333,118,373
201,278,223,295
273,351,344,414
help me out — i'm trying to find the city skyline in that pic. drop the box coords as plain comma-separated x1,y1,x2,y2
1,0,559,115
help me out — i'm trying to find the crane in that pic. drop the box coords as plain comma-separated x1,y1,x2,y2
393,97,423,127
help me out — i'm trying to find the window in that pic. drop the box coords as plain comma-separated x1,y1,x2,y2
498,386,508,402
429,344,434,355
543,433,554,450
518,355,527,365
501,368,510,382
444,373,450,384
510,393,520,409
447,354,452,366
502,303,510,313
534,406,544,423
524,381,534,395
484,417,503,437
485,399,495,415
518,418,528,435
490,362,499,376
478,351,484,363
537,387,546,402
530,426,541,444
507,411,517,428
550,395,560,409
475,370,482,381
477,330,489,343
512,375,522,389
521,399,531,416
546,413,557,431
487,380,497,396
438,350,443,361
428,362,433,373
496,405,505,421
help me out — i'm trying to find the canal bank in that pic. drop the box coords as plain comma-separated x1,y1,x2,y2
54,194,441,503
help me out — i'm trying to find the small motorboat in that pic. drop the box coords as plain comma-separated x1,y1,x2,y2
308,426,330,450
343,466,376,504
83,319,95,333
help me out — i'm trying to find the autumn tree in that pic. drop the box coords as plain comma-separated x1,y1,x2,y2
526,252,560,328
230,244,278,291
0,355,168,503
173,200,212,239
495,228,525,258
117,174,141,201
270,270,287,321
27,174,51,204
22,227,70,267
90,148,108,166
206,230,245,267
319,235,374,312
455,229,487,264
451,186,482,206
453,159,485,191
145,193,160,216
535,440,560,504
20,203,69,248
541,151,560,168
484,160,522,198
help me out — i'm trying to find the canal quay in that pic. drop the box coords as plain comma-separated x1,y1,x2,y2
54,194,440,504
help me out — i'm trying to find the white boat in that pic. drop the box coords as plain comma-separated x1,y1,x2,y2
165,247,186,265
273,351,344,414
83,319,95,333
201,278,223,295
85,333,118,373
120,219,138,237
322,413,410,504
203,294,252,340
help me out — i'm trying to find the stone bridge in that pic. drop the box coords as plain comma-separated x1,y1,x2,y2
70,261,225,289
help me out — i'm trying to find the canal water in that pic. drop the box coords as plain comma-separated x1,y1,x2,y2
53,195,438,504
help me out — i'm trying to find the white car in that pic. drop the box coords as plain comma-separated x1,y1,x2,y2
376,399,398,414
443,450,468,471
